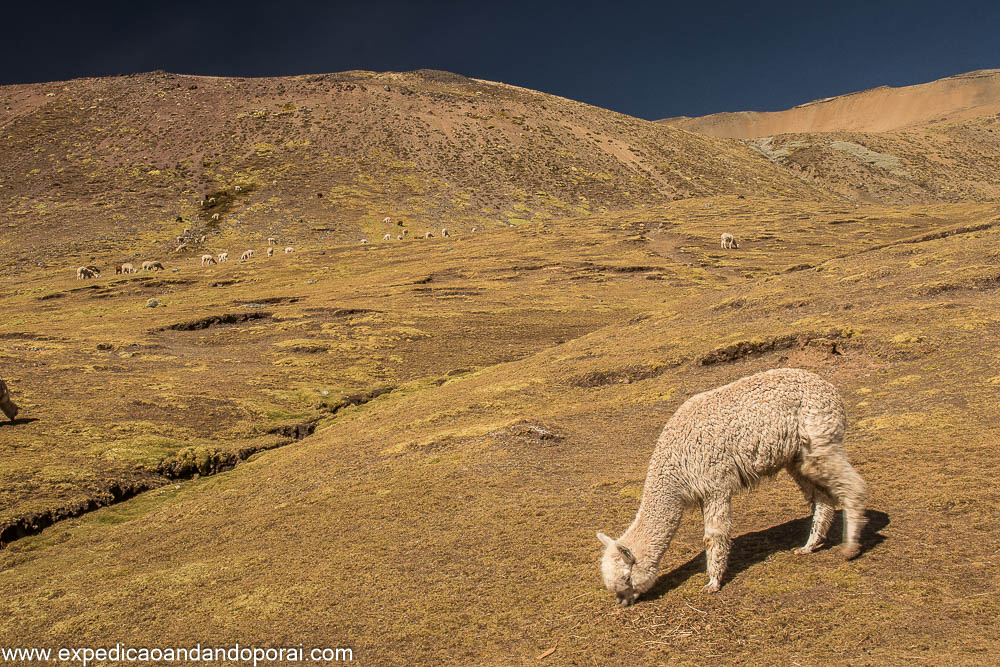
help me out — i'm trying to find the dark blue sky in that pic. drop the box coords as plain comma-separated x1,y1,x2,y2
6,1,999,119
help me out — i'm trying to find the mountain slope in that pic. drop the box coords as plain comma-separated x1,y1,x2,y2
660,69,1000,138
659,70,1000,205
0,69,831,273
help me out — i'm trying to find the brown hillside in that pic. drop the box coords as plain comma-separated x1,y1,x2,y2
0,69,830,275
660,69,1000,138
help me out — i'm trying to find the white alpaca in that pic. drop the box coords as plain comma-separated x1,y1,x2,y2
142,261,164,271
201,254,216,265
217,252,229,263
284,247,294,253
383,217,392,224
175,244,188,253
360,239,368,245
471,227,477,232
383,233,392,240
441,228,450,237
720,233,738,249
208,197,216,204
597,368,867,605
268,237,278,245
234,185,242,192
211,213,220,221
121,262,136,274
267,247,274,257
240,250,254,261
76,266,96,280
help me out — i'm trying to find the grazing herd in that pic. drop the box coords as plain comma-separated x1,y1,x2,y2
73,193,744,283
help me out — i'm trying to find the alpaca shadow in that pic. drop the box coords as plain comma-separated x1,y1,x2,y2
0,417,39,427
646,509,889,600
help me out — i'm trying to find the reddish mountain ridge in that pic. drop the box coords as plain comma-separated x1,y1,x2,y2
659,69,1000,138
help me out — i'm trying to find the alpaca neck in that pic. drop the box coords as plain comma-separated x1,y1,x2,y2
620,491,683,567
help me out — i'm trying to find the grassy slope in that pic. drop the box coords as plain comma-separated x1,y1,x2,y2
2,194,999,663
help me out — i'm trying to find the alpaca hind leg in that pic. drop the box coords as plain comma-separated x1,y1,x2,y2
801,448,868,559
787,466,835,554
831,460,867,559
701,495,733,593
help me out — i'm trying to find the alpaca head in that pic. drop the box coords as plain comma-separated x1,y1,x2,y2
597,532,655,606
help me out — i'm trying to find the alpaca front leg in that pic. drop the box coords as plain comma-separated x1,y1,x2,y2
701,495,733,593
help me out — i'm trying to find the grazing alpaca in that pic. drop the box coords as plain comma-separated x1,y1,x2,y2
721,233,738,249
217,252,229,263
597,368,867,605
201,254,216,265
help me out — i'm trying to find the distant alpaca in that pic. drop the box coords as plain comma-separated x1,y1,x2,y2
121,262,136,274
267,247,274,257
76,266,97,280
597,368,867,605
217,252,229,263
211,213,220,221
268,237,278,245
441,228,450,237
234,185,242,192
720,233,738,249
201,254,216,265
383,217,392,224
240,250,254,261
142,261,164,271
284,247,294,253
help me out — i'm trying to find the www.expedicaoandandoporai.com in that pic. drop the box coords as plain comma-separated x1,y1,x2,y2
1,644,353,665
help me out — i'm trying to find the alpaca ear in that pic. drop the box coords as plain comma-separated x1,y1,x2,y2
597,532,615,549
618,544,636,566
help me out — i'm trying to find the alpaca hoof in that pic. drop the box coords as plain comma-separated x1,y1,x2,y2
841,543,861,560
793,546,815,555
702,580,720,594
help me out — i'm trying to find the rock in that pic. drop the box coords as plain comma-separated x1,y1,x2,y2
145,298,160,308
